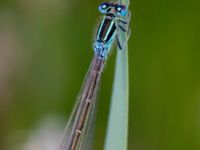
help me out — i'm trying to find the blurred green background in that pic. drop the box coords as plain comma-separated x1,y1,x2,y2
0,0,200,150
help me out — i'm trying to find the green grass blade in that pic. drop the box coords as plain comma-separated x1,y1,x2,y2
104,50,129,150
104,0,130,149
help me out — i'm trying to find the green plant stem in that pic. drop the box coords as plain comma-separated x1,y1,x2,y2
104,0,130,149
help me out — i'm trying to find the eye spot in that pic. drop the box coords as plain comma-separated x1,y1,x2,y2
117,7,122,12
102,4,107,9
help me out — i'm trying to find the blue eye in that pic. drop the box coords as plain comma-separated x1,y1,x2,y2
99,2,109,14
115,5,127,16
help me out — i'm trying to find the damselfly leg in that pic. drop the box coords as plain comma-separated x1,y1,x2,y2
116,11,131,50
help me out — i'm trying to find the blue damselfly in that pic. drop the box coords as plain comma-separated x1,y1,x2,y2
58,2,130,150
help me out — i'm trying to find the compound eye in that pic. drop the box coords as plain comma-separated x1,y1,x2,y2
115,5,127,16
99,2,109,14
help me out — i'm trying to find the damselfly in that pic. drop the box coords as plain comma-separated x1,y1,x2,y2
58,2,130,150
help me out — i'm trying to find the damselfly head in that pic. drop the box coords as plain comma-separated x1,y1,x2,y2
98,2,127,17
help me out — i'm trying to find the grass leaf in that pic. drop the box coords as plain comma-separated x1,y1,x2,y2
104,0,130,149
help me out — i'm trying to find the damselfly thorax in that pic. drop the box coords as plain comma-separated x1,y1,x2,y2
94,2,130,58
